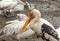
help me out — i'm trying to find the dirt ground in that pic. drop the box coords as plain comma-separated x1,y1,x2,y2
0,0,60,41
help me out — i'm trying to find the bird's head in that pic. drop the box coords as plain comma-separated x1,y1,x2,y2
29,9,41,19
20,9,41,36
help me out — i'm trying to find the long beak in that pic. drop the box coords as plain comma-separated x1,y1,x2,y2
20,16,31,35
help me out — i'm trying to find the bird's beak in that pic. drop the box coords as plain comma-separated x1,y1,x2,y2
20,16,31,36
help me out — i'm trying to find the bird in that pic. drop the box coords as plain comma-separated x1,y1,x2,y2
20,9,59,41
0,0,25,10
0,0,25,17
0,14,30,41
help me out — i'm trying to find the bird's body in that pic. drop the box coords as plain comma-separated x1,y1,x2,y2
0,0,17,10
0,0,25,17
3,21,29,36
0,0,25,10
4,14,29,36
0,21,29,41
0,1,12,10
19,18,55,38
0,14,30,41
20,9,59,41
29,18,55,34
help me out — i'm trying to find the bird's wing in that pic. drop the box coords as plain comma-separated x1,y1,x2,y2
40,18,55,30
41,23,59,40
4,21,30,36
3,23,15,36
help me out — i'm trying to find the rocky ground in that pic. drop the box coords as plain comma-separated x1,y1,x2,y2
0,0,60,41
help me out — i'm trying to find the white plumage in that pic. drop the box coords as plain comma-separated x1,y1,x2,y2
20,9,59,41
19,18,56,38
5,14,29,35
0,0,17,10
0,14,30,41
0,0,25,10
0,0,25,17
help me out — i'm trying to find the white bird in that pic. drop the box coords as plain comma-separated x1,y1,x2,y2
0,14,30,41
0,0,25,10
0,0,25,17
20,9,59,41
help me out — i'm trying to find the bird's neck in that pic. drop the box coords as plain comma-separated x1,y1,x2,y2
30,16,40,26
